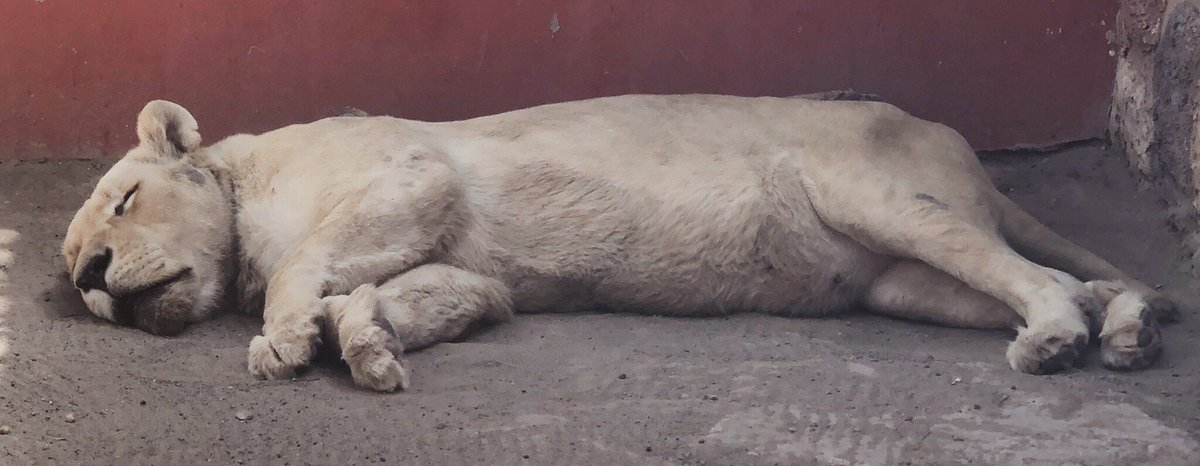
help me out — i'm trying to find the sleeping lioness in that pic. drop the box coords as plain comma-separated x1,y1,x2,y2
62,95,1177,391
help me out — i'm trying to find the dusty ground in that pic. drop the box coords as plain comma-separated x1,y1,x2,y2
0,144,1197,465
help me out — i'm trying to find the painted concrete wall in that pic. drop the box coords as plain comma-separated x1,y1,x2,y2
2,1,1117,159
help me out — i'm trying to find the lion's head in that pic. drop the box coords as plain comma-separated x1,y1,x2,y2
62,100,233,336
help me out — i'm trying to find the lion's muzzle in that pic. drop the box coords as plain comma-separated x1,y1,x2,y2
73,248,112,292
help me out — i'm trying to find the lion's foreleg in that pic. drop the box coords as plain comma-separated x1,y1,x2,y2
375,264,513,350
322,264,513,391
321,284,410,392
247,201,438,381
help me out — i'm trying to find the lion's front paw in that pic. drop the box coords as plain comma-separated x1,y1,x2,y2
246,325,321,380
342,325,410,392
1006,319,1088,375
338,284,410,392
1100,293,1164,371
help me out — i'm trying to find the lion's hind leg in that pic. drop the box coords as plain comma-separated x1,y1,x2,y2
865,260,1021,330
866,260,1162,371
811,186,1093,373
993,195,1166,370
867,260,1091,374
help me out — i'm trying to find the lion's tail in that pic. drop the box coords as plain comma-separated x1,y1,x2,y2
994,193,1137,285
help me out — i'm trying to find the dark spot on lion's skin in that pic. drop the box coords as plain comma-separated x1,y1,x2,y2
373,314,398,338
172,168,206,186
914,193,950,210
867,115,910,150
828,273,847,292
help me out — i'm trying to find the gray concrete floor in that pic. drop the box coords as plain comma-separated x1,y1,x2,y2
0,145,1197,465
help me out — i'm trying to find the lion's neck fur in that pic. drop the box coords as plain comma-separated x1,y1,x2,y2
196,138,268,315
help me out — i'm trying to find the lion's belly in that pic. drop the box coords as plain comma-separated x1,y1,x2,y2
453,211,889,316
444,156,892,316
584,222,891,317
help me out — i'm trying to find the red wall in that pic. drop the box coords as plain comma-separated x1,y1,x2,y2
0,1,1117,158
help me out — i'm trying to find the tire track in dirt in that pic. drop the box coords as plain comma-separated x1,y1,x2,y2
700,361,926,465
0,229,23,464
552,337,935,465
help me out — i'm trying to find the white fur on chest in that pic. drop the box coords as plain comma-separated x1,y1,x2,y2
236,183,322,282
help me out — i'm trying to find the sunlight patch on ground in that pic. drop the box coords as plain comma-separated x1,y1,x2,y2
0,229,17,360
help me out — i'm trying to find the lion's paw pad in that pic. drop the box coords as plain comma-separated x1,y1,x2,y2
1147,294,1182,324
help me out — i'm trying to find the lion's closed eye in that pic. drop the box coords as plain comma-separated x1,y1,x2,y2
114,184,139,216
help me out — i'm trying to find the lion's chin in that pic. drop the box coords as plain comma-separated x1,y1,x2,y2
80,289,116,322
80,276,197,336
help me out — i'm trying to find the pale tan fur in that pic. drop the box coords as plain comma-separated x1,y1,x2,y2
63,95,1175,391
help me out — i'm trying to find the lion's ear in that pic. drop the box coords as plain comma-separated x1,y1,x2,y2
136,100,202,158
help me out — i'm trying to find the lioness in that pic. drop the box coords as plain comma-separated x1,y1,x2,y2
63,95,1176,391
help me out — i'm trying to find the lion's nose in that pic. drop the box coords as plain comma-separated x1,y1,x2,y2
75,248,112,292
